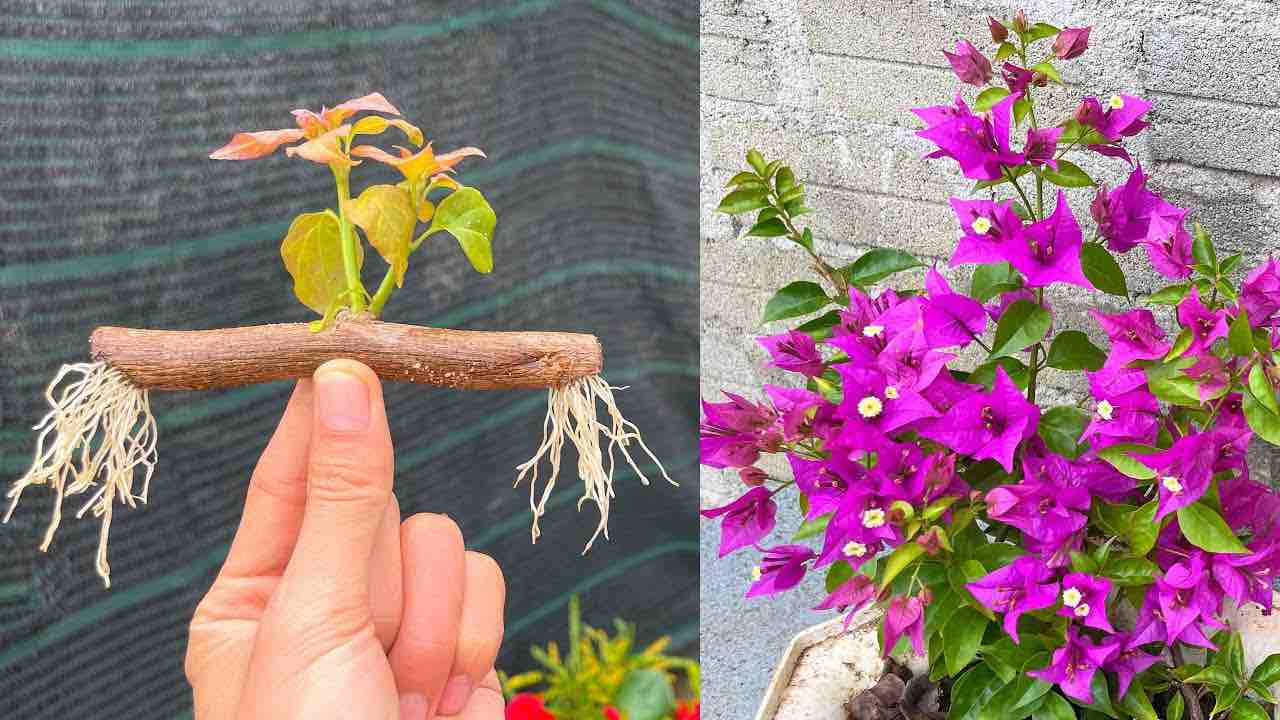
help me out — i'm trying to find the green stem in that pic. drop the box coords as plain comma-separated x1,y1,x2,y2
331,165,366,313
1004,167,1035,218
1028,288,1045,403
368,268,397,316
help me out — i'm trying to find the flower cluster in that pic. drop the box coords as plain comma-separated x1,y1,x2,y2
705,12,1280,718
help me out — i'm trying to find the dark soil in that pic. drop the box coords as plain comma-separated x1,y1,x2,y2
844,658,950,720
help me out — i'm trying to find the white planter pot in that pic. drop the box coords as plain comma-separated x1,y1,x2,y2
755,593,1280,720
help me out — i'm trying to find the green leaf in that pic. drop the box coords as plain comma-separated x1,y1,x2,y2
1127,501,1159,556
1233,699,1270,720
613,668,676,720
1223,630,1246,679
763,281,829,322
878,541,925,591
1070,550,1100,575
1040,159,1093,188
950,561,997,621
1038,406,1088,458
990,300,1052,359
1080,243,1128,296
1101,556,1159,586
1165,327,1195,362
775,166,796,193
1013,97,1033,126
1118,682,1158,720
949,665,1001,720
792,513,830,541
841,248,924,287
1165,691,1185,720
1143,358,1203,407
1026,22,1061,41
746,148,767,175
426,187,497,273
1045,330,1107,371
717,188,770,214
825,560,854,593
281,211,361,315
1032,692,1075,720
978,673,1052,720
1223,308,1254,356
1244,364,1280,446
795,309,842,341
995,42,1017,62
746,217,789,237
1096,443,1159,480
1192,221,1217,269
347,183,416,287
1178,501,1250,554
725,170,758,187
794,226,815,252
975,87,1012,112
1079,672,1120,719
1252,653,1280,687
1031,61,1063,84
971,262,1023,302
943,607,988,676
764,159,783,178
1145,282,1191,305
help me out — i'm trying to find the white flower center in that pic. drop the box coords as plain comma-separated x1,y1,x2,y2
863,324,884,337
1096,400,1114,420
884,386,900,400
971,216,992,234
857,396,884,419
1074,602,1091,618
842,541,868,558
1162,475,1184,494
1062,587,1082,607
862,508,886,528
1109,94,1125,109
751,566,763,581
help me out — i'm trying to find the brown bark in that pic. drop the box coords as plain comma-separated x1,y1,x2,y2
90,316,602,391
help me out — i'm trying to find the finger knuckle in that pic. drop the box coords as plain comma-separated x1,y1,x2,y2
307,450,390,505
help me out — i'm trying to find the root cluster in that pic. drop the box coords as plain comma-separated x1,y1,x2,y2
3,362,158,588
515,375,676,552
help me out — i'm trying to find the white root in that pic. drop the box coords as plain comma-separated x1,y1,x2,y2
514,374,677,553
3,362,158,588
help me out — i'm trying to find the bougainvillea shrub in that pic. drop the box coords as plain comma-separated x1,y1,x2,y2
702,11,1280,719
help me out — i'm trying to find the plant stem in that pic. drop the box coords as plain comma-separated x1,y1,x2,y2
1027,288,1045,403
1004,167,1036,219
331,165,367,313
368,268,396,317
1170,645,1206,720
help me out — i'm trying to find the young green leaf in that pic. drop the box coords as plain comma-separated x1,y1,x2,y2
281,211,361,315
1038,406,1088,458
877,542,925,591
746,148,767,175
1045,330,1106,371
426,187,496,273
1192,221,1217,269
1177,501,1250,554
1145,282,1191,305
841,248,924,287
346,184,416,287
975,87,1012,112
794,309,842,340
971,262,1023,302
990,300,1052,359
1096,443,1159,480
1101,557,1159,586
763,281,829,322
717,188,770,215
1041,159,1093,188
746,218,788,237
1229,309,1254,356
1080,243,1128,296
1251,653,1280,687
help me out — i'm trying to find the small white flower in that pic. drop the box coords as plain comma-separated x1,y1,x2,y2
1109,94,1125,109
843,541,868,558
862,508,886,529
857,396,884,419
751,566,763,581
1162,475,1184,494
1074,602,1091,618
1096,399,1115,421
884,386,900,400
1062,587,1082,608
863,324,884,337
971,216,993,234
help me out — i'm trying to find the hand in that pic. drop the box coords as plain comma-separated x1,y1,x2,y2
185,359,506,719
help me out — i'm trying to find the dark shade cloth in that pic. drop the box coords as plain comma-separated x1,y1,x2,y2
0,2,698,716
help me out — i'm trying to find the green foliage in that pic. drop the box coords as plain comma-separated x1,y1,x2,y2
499,596,699,720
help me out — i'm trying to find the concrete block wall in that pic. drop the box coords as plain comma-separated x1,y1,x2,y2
700,0,1280,509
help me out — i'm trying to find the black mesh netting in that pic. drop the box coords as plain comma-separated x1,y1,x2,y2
0,2,697,716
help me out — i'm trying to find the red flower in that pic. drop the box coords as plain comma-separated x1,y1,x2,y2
603,706,622,720
506,693,555,720
675,700,701,720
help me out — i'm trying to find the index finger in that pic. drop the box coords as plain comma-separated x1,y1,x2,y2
217,380,314,580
